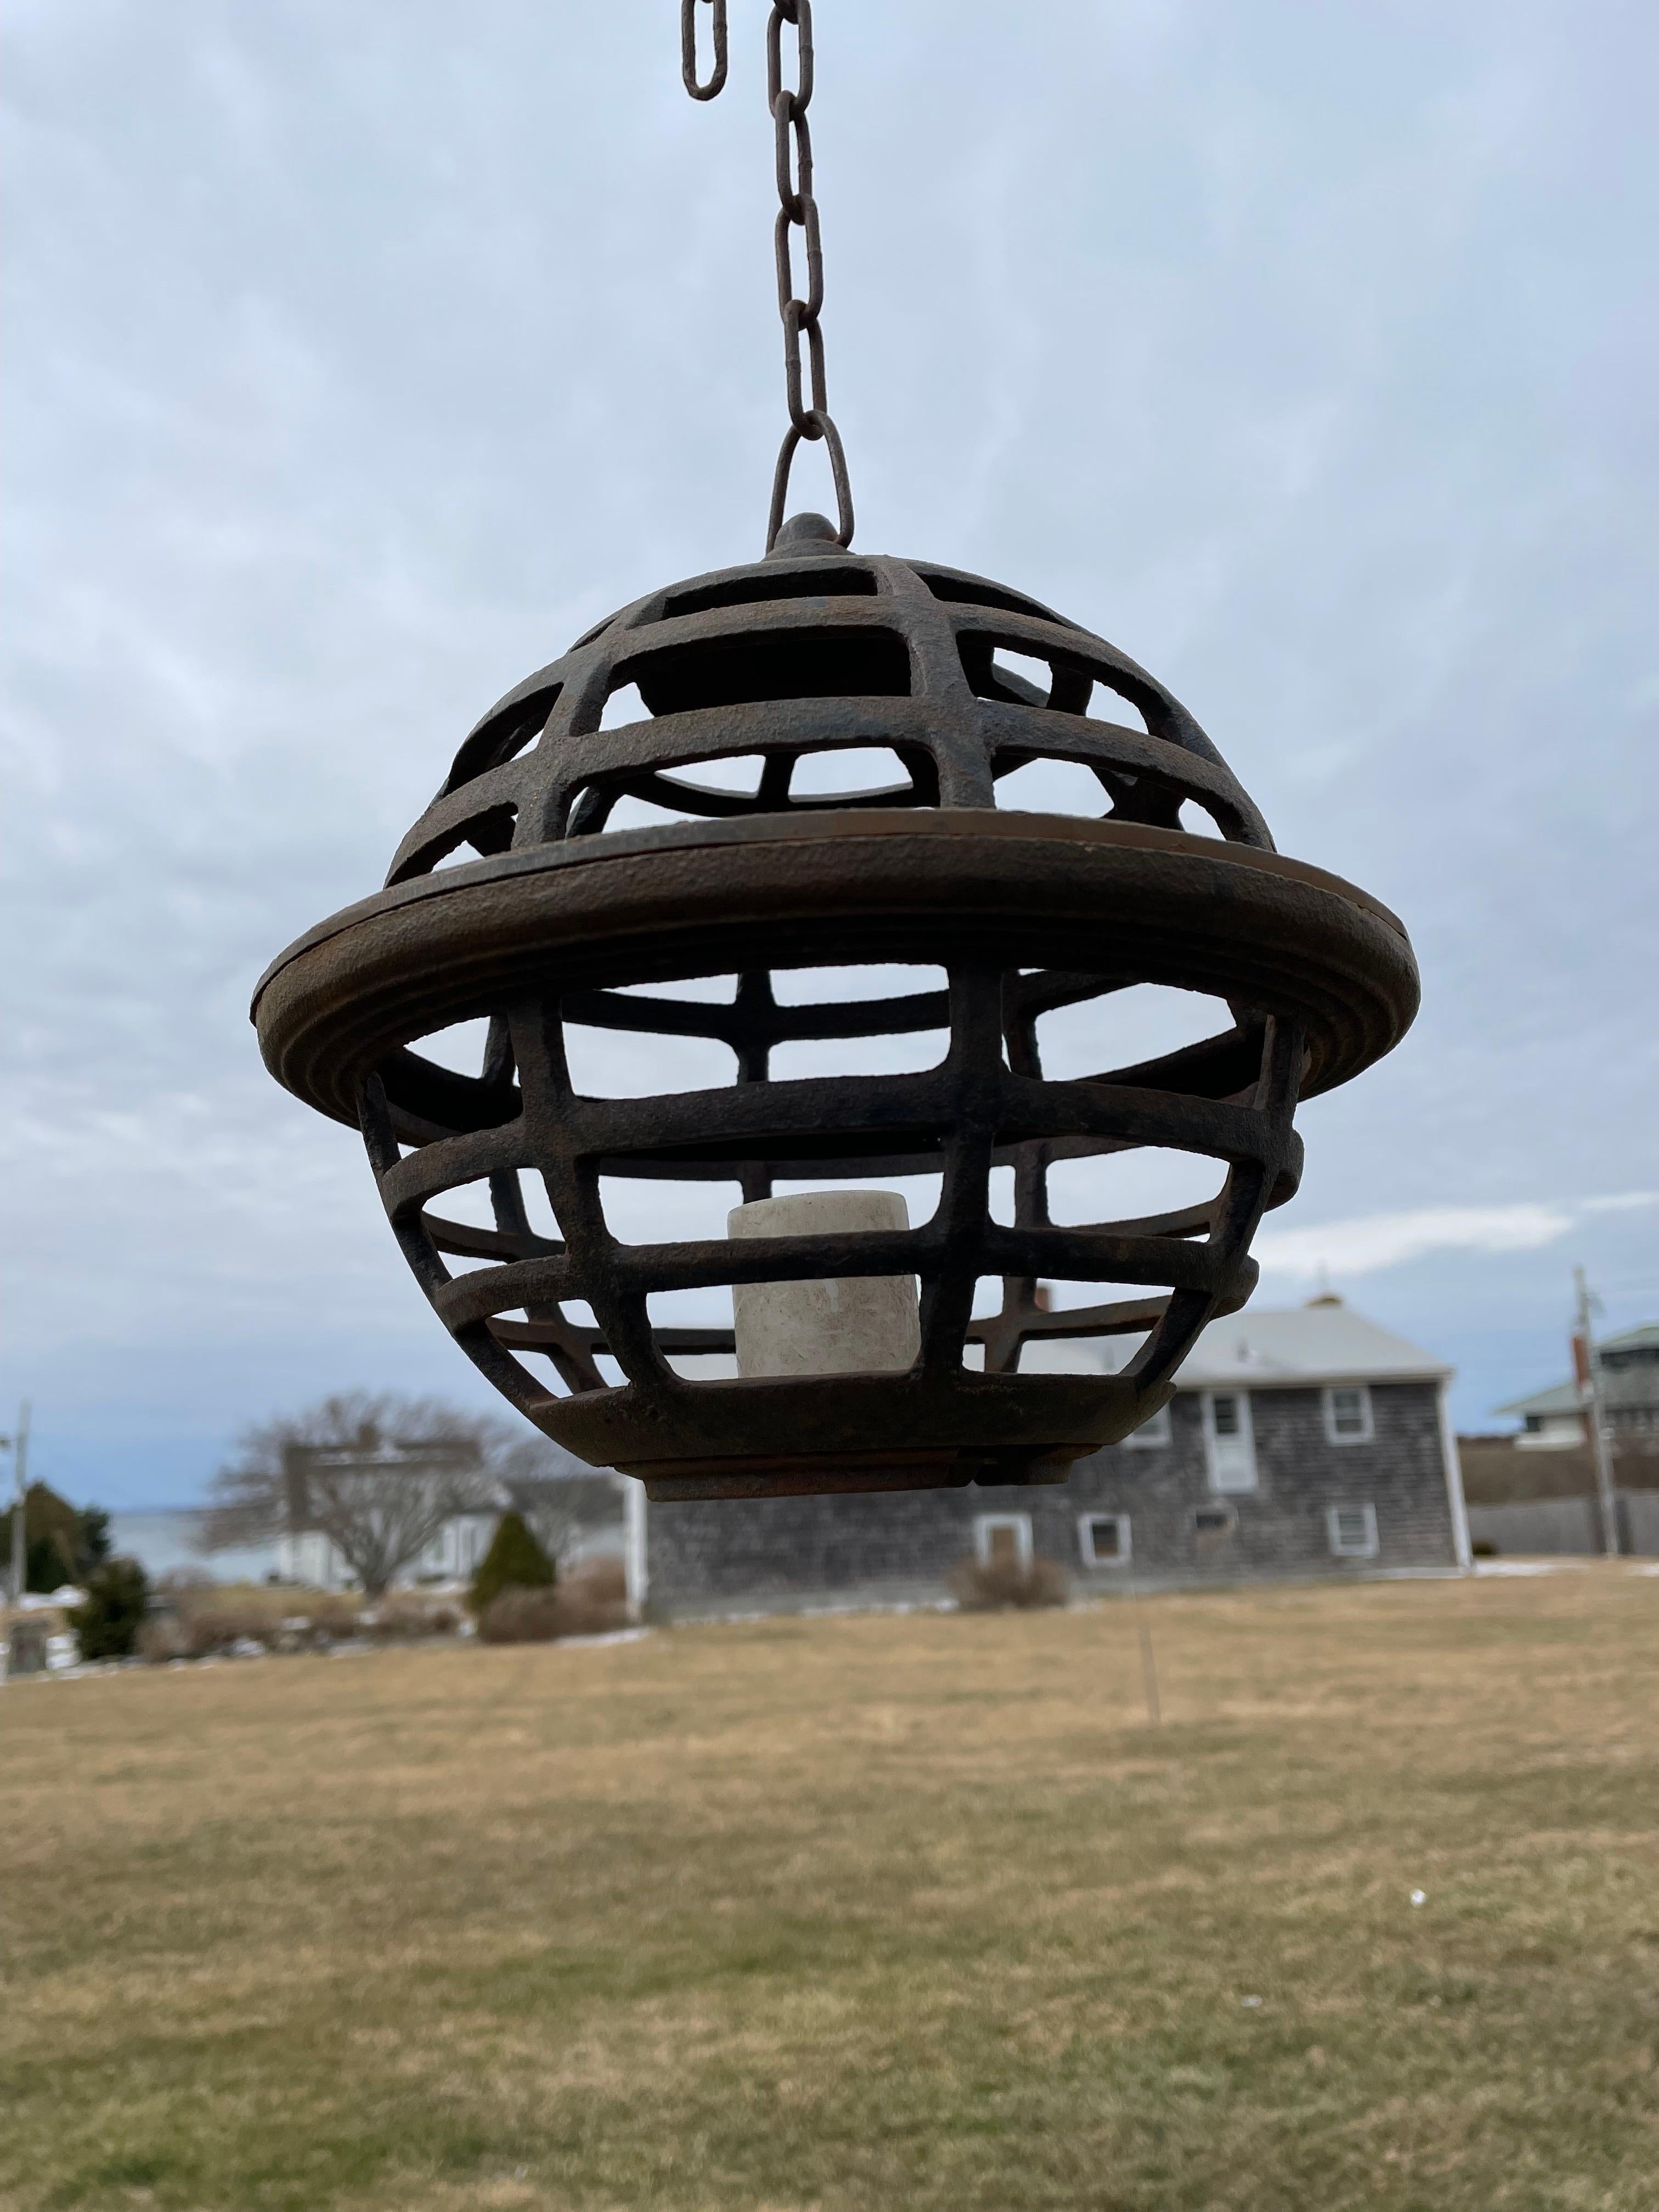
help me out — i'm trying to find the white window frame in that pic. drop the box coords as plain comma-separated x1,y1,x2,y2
973,1513,1033,1569
1122,1403,1172,1448
1201,1390,1257,1493
1323,1384,1374,1446
1077,1513,1131,1568
1326,1500,1379,1558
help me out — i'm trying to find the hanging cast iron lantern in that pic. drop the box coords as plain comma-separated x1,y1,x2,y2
253,3,1417,1501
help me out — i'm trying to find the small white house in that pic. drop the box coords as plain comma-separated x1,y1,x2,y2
275,1512,499,1590
273,1466,628,1593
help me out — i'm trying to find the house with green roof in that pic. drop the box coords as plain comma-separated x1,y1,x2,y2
1496,1323,1659,1451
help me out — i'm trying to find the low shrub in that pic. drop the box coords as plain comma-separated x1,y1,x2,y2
478,1587,562,1644
139,1588,465,1661
478,1559,630,1644
558,1558,628,1635
136,1615,191,1663
356,1598,462,1640
300,1595,365,1639
145,1596,340,1659
947,1554,1069,1611
163,1606,271,1658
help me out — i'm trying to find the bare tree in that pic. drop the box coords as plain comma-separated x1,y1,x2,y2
201,1392,505,1597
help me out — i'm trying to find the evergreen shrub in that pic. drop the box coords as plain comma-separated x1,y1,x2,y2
468,1511,555,1615
70,1558,150,1661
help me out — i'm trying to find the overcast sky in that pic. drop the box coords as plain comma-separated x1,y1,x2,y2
4,1,1655,1510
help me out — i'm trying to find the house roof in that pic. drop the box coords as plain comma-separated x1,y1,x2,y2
1017,1296,1451,1386
1174,1300,1451,1387
1495,1324,1659,1418
1497,1373,1659,1418
1600,1322,1659,1361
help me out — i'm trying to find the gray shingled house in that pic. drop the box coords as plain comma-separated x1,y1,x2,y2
624,1296,1470,1617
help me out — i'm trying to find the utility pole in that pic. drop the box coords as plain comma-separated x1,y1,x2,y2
1573,1269,1620,1559
6,1401,30,1607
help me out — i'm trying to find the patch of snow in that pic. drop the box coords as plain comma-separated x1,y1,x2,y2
1474,1560,1584,1577
799,1598,957,1620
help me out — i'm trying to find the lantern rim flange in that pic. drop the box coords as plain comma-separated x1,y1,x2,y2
252,807,1418,1135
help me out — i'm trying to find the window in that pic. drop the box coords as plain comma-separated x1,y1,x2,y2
1327,1501,1379,1558
1193,1504,1236,1543
1122,1404,1172,1448
1323,1385,1373,1444
974,1513,1032,1569
1202,1391,1257,1493
1077,1513,1131,1568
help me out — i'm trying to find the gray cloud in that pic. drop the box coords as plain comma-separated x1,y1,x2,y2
4,1,1655,1504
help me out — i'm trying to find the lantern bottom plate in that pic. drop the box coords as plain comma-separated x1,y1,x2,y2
629,1444,1080,1503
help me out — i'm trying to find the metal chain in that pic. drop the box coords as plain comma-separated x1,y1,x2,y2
680,0,726,98
682,0,855,550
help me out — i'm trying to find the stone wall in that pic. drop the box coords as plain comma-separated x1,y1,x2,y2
644,1380,1460,1616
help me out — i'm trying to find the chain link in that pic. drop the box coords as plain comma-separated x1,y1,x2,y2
680,0,727,100
684,0,854,550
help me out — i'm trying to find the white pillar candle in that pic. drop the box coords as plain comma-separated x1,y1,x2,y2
727,1189,922,1378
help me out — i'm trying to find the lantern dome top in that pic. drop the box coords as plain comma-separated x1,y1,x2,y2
372,524,1281,893
768,511,845,557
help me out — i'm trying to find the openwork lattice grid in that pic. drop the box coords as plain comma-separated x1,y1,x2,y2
256,523,1415,1495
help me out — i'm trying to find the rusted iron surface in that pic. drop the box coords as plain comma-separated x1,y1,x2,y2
255,521,1418,1497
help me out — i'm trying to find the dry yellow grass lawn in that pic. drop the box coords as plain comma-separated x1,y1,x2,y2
3,1567,1657,2211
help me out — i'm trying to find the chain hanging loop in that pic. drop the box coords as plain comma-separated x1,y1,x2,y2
684,0,854,550
768,413,853,555
681,0,727,100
